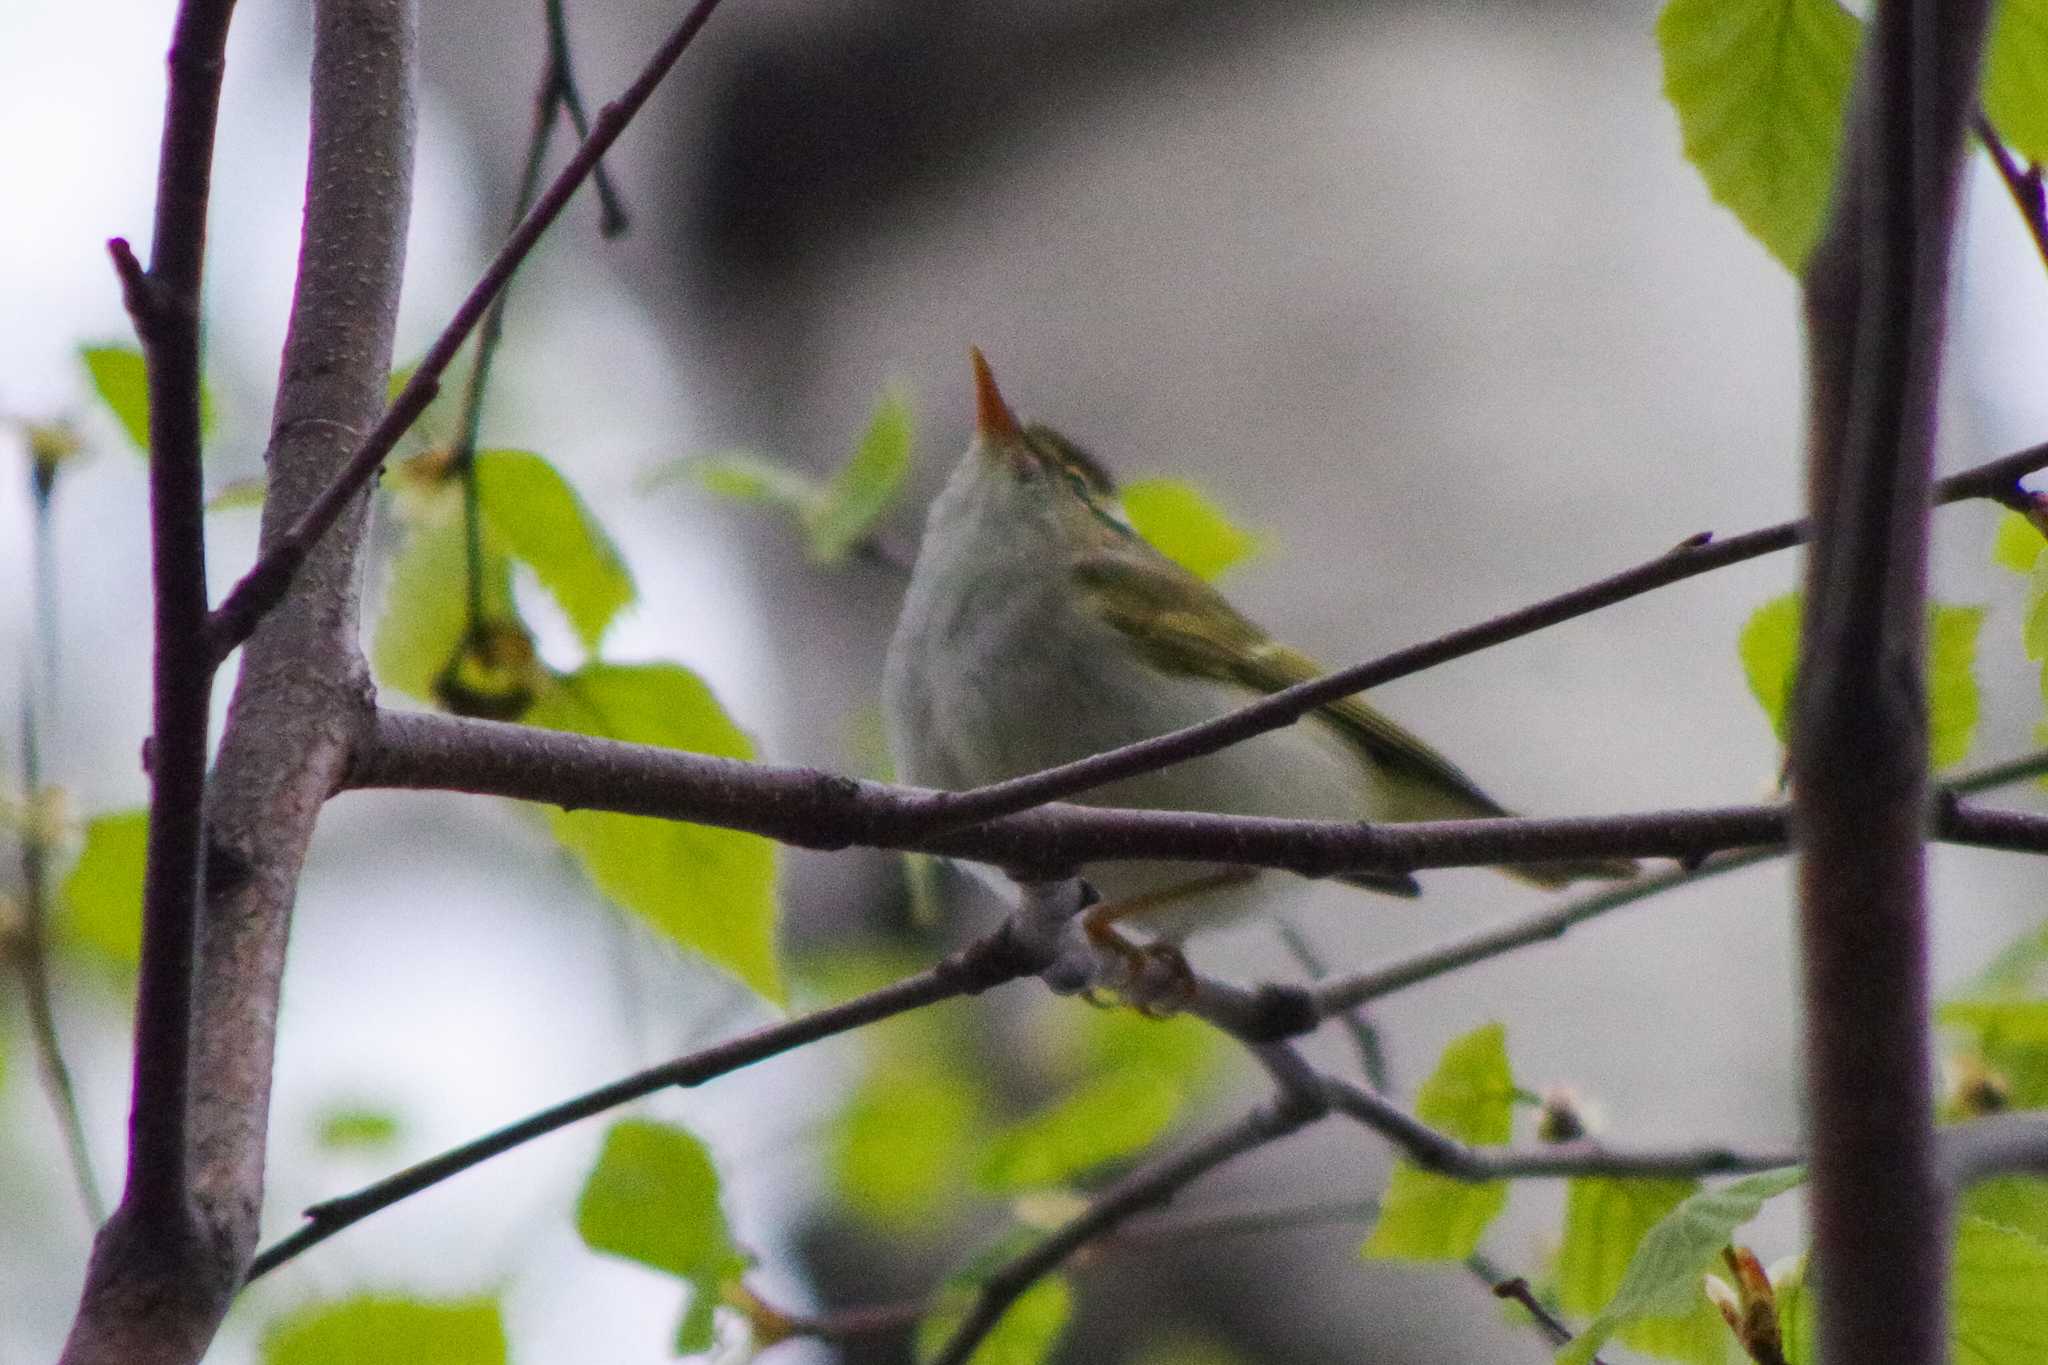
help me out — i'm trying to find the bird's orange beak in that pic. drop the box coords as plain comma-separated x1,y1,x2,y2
969,346,1022,441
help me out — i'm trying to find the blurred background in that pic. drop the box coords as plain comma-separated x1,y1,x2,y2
6,0,2048,1359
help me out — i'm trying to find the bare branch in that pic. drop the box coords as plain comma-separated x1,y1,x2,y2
1974,113,2048,278
205,0,732,657
1791,4,1992,1361
1941,1112,2048,1188
243,916,1048,1282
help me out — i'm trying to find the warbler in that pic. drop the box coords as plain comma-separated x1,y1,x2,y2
882,349,1633,941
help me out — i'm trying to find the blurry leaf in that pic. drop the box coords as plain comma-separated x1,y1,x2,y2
648,451,820,510
315,1106,403,1152
474,449,635,651
1364,1023,1513,1261
917,1269,1070,1365
1121,478,1261,581
1072,1006,1221,1095
832,1051,984,1229
1941,999,2048,1045
807,388,913,563
1657,0,1861,270
1129,1333,1247,1365
576,1119,747,1355
1984,0,2048,164
80,342,217,456
1557,1177,1699,1316
263,1296,506,1365
1952,1215,2048,1363
206,477,267,512
1558,1166,1807,1365
1965,1177,2048,1249
2027,558,2048,661
1777,1256,1815,1365
1618,1300,1734,1365
61,808,149,968
1960,920,2048,1001
1737,593,1801,745
1994,508,2047,574
527,663,782,1003
978,1070,1182,1193
1927,604,1986,769
371,519,515,705
1738,594,1984,766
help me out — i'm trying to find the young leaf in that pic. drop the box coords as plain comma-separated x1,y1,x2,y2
1951,1216,2048,1364
576,1119,747,1355
1363,1022,1514,1261
1940,999,2048,1046
60,808,149,967
1736,593,1801,745
1657,0,1861,270
917,1269,1071,1365
1120,479,1262,582
1557,1166,1808,1365
806,388,913,564
1738,594,1985,766
1993,509,2047,574
79,342,218,456
650,450,822,511
2027,557,2048,661
1984,0,2048,164
833,1052,985,1229
977,1070,1183,1193
263,1296,506,1365
1556,1177,1699,1316
371,519,517,705
526,663,782,1003
314,1105,403,1152
474,449,635,651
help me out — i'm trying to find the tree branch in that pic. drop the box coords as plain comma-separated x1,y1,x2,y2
60,0,238,1359
243,934,1037,1283
204,0,731,658
1790,5,1991,1362
1974,112,2048,277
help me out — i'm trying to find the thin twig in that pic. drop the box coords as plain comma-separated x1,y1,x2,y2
543,0,629,236
205,0,729,659
16,472,103,1222
1277,920,1391,1091
1974,112,2048,275
1494,1277,1609,1364
242,931,1041,1283
925,1099,1319,1365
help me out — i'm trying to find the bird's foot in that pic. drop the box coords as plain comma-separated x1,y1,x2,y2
1078,904,1195,1017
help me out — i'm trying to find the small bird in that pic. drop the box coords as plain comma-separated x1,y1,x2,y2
882,348,1632,945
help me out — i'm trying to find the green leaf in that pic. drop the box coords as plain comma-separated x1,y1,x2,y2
978,1070,1183,1192
1778,1256,1815,1365
1120,478,1261,581
1941,999,2048,1045
1953,1215,2048,1363
371,519,515,704
61,808,149,967
314,1106,403,1152
917,1271,1071,1365
1557,1166,1808,1365
1984,0,2048,164
263,1296,506,1365
1364,1022,1514,1261
576,1119,747,1355
806,388,914,564
650,450,821,510
80,342,218,457
1994,509,2047,574
1657,0,1861,270
1928,604,1987,769
1737,593,1801,745
832,1051,985,1229
2027,557,2048,661
1964,1177,2048,1249
1738,594,1985,766
1964,920,2048,1000
206,477,267,512
474,449,635,651
526,663,782,1003
1556,1177,1700,1316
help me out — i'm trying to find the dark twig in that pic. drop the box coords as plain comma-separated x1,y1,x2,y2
1494,1277,1609,1364
925,1099,1318,1365
205,0,729,659
1791,5,1992,1362
1974,113,2048,276
244,934,1039,1282
1278,920,1391,1091
543,0,628,236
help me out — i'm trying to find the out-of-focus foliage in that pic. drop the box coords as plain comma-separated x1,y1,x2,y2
1363,1022,1513,1261
261,1296,507,1365
59,807,148,968
313,1105,403,1152
527,664,782,1003
575,1118,748,1354
1984,0,2048,163
917,1240,1072,1365
1737,593,1984,766
1119,478,1262,581
1555,1176,1729,1364
78,342,218,456
473,448,635,650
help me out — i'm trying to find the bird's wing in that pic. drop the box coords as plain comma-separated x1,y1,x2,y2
1070,549,1508,820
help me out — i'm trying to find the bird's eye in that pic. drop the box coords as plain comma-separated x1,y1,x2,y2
1062,467,1094,500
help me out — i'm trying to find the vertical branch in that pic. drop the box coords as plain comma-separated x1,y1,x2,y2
1791,4,1991,1363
